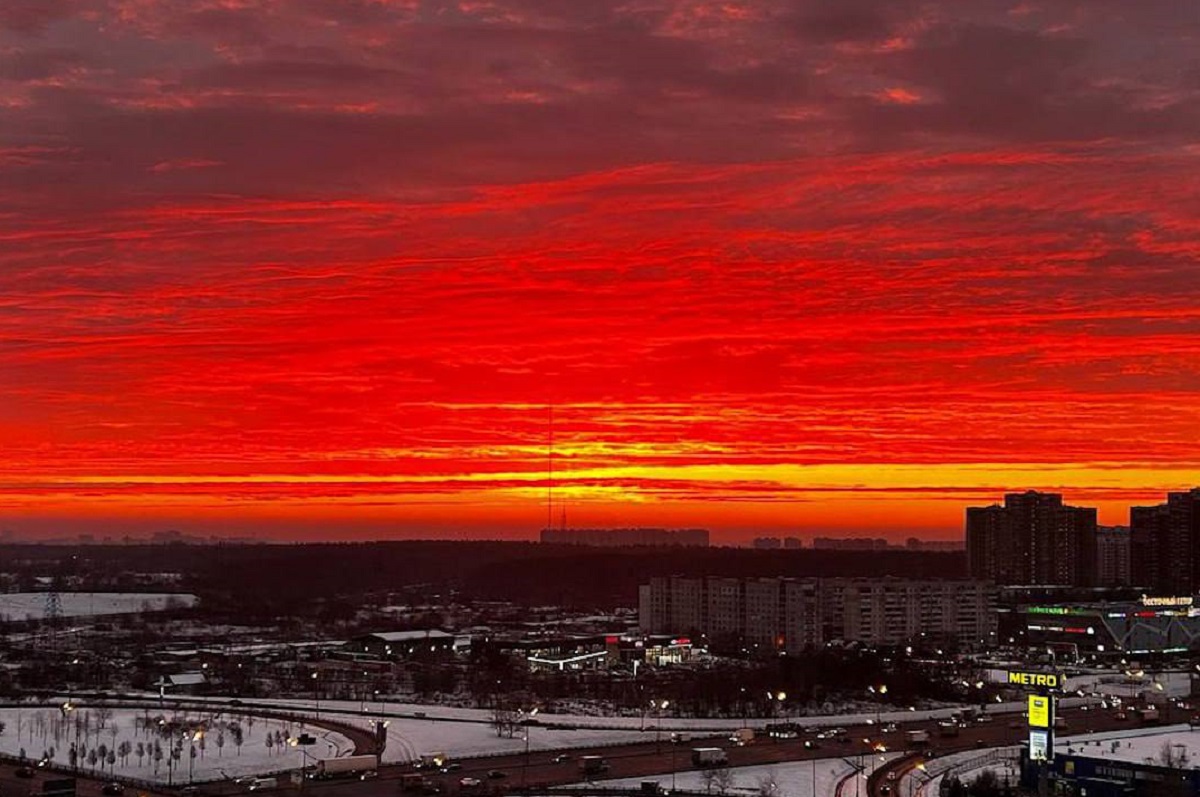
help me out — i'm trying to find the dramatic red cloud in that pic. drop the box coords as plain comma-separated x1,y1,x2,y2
0,0,1198,541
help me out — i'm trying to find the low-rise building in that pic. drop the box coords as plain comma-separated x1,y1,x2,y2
640,576,996,652
344,629,456,659
1021,595,1200,657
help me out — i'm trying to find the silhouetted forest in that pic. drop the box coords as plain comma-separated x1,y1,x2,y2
0,541,965,616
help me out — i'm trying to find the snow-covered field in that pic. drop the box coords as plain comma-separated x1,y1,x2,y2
0,593,197,620
0,707,352,784
592,753,900,797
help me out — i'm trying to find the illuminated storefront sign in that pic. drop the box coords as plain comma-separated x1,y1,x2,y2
1141,595,1194,607
1007,670,1062,689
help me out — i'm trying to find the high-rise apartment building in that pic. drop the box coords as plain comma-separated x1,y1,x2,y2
1094,525,1131,587
1131,489,1200,595
965,491,1098,586
639,576,995,651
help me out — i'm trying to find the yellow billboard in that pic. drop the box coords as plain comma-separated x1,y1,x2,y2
1028,694,1052,728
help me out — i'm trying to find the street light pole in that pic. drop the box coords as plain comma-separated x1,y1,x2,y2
520,707,538,788
671,741,677,793
311,672,320,719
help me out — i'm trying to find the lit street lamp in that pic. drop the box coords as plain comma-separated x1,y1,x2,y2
868,685,888,725
519,708,538,788
650,700,670,753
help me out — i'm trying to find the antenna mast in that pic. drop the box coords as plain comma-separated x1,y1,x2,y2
546,403,553,531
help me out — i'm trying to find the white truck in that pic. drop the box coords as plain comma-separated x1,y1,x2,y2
906,730,931,745
691,748,729,768
312,755,379,779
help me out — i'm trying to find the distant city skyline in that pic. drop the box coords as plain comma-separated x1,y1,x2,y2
2,1,1198,540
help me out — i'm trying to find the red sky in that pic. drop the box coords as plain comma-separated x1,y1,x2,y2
1,0,1198,542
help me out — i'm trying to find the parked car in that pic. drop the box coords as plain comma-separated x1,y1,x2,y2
103,784,125,796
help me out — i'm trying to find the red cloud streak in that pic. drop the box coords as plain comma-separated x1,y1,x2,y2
0,1,1198,540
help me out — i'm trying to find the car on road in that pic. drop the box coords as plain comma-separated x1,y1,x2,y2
486,771,506,780
359,771,379,781
102,784,125,796
552,754,571,764
15,766,35,778
459,778,482,789
439,763,461,773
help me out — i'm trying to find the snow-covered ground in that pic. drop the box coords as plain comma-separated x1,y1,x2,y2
902,724,1200,797
0,592,197,620
1063,670,1193,699
373,716,675,764
134,693,1071,734
591,753,900,797
0,707,352,784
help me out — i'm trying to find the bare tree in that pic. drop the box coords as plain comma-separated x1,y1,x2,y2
1160,742,1190,768
713,767,736,795
758,771,782,797
230,724,244,756
491,707,519,739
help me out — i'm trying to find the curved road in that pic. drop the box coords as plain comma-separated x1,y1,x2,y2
5,700,1149,797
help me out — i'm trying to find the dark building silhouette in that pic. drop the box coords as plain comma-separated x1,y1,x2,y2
539,527,710,547
1094,525,1131,587
1131,488,1200,595
966,491,1098,586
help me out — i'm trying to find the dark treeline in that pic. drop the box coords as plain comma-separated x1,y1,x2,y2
0,541,965,616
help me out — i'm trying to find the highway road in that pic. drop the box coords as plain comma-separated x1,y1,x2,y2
5,703,1151,797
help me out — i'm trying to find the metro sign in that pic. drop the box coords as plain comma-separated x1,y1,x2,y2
1007,671,1061,690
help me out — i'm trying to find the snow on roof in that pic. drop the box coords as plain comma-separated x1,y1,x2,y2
1062,725,1200,767
363,630,454,642
161,672,206,686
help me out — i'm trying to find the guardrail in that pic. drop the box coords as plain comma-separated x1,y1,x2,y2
0,750,169,796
